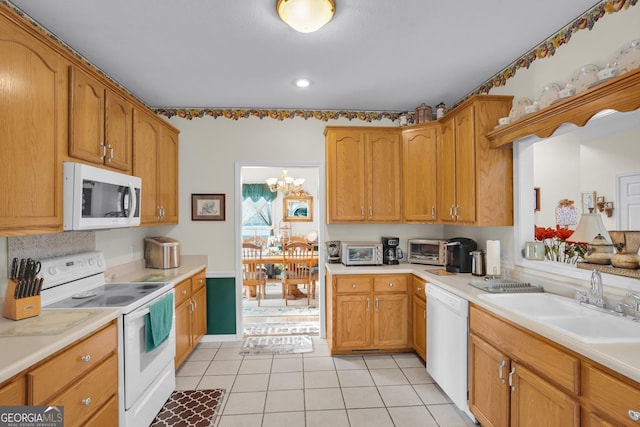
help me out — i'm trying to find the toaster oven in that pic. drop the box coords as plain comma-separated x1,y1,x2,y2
341,242,383,266
407,238,447,266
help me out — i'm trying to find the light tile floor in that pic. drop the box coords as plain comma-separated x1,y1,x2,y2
176,338,477,427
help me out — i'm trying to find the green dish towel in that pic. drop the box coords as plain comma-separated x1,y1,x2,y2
145,292,174,352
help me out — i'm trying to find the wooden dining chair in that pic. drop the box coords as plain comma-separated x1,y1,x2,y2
281,241,314,305
242,242,267,306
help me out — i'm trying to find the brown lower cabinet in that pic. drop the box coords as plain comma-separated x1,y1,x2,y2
326,272,410,355
469,304,640,427
411,275,427,361
175,269,207,368
0,321,118,425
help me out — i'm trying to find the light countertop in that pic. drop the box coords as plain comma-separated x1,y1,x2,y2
104,254,208,285
0,255,208,385
0,308,120,384
326,262,640,384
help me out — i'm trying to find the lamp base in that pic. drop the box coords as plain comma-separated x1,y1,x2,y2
611,253,639,269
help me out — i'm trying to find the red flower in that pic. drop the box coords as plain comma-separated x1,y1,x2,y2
554,226,574,241
534,226,556,241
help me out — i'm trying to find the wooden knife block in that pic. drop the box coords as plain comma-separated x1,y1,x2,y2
3,279,41,320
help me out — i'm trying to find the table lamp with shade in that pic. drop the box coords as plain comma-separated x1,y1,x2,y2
567,211,614,265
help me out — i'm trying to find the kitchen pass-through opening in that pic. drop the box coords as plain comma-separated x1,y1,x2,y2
240,165,320,337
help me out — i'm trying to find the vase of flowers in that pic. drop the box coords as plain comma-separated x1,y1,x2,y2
534,225,587,264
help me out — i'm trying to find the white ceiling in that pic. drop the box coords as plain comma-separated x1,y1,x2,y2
9,0,599,111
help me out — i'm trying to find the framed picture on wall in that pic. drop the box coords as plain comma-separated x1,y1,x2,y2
581,191,596,214
192,194,225,221
283,196,313,222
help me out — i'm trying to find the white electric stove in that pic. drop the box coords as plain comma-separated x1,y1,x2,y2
40,251,176,427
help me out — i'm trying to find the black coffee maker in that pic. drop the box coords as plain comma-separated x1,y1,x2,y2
382,236,400,265
445,237,478,273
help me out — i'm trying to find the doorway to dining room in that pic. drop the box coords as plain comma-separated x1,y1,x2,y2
238,164,322,338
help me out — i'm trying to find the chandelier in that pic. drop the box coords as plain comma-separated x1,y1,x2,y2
276,0,336,33
266,170,305,194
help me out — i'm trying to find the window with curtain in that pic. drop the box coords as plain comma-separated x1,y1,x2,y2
242,184,276,239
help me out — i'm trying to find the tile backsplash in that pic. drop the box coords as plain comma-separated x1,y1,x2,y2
8,232,95,262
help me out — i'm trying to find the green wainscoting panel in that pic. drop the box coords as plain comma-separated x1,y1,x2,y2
206,277,236,335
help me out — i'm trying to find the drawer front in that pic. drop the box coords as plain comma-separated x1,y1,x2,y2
412,276,426,301
0,376,26,405
470,305,579,394
582,363,640,426
28,322,117,405
84,395,118,427
373,275,408,293
335,276,372,294
175,278,192,306
48,354,118,427
191,270,206,292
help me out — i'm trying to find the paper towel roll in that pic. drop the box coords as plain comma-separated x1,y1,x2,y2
486,240,501,276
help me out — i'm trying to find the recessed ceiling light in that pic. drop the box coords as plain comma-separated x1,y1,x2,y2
295,79,311,88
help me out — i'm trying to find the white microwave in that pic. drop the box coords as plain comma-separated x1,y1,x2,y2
341,242,383,266
63,162,142,231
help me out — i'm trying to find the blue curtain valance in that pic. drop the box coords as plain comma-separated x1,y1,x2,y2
242,183,276,202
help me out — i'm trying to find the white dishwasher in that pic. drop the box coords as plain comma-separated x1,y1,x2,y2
426,284,476,422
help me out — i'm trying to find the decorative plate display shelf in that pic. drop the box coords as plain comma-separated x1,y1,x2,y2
487,67,640,148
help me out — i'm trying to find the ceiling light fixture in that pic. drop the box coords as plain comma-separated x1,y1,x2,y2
295,78,310,88
266,170,305,194
276,0,336,33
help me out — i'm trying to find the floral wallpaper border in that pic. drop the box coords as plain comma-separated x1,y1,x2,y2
3,0,637,123
462,0,638,103
154,108,402,123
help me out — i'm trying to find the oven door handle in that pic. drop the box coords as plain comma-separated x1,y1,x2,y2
128,306,151,321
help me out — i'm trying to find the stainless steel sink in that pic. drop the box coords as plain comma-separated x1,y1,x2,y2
478,293,640,344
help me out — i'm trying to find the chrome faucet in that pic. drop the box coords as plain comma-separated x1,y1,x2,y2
626,292,640,319
589,269,605,308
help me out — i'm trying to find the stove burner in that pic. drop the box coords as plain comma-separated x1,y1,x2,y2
72,290,98,299
106,295,136,304
137,284,163,290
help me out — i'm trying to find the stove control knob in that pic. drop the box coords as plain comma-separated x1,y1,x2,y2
97,258,104,267
88,258,94,266
48,266,56,276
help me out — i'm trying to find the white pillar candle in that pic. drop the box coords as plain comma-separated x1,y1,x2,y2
486,240,501,277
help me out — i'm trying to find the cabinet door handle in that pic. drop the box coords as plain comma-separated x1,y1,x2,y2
455,205,460,219
416,287,422,292
375,298,379,310
449,206,453,218
366,297,370,310
508,366,516,391
82,397,92,406
361,207,365,218
423,309,426,319
108,145,114,162
431,206,436,218
352,284,356,288
629,410,640,421
388,282,394,287
369,207,373,217
100,142,106,160
498,359,506,384
81,354,91,363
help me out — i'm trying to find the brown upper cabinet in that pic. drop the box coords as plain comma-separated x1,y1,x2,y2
133,109,179,226
402,122,440,223
0,4,179,235
69,66,133,172
438,95,514,226
325,127,402,223
0,10,66,236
